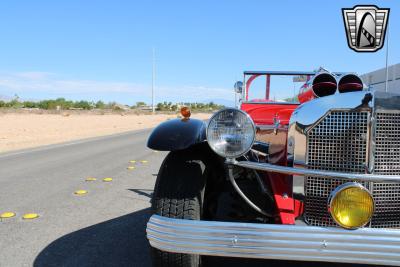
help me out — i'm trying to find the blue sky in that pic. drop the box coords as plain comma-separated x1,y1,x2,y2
0,0,398,105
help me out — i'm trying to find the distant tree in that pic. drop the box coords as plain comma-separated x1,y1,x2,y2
95,100,106,109
106,101,117,109
156,103,163,111
7,94,22,108
74,100,92,110
23,101,38,108
283,96,299,102
136,101,146,107
0,97,227,111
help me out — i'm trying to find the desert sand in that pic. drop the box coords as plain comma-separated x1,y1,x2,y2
0,112,211,153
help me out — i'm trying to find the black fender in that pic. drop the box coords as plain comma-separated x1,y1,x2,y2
147,118,207,151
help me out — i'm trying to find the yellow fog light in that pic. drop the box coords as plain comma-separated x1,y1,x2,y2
329,182,374,229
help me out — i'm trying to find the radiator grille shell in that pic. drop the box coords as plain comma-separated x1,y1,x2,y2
304,110,400,228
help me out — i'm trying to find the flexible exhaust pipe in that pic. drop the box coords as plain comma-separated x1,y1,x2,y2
338,74,364,93
298,72,337,103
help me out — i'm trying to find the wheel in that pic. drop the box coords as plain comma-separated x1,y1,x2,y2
150,149,207,267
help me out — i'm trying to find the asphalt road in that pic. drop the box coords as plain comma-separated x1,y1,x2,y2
0,130,381,267
0,129,159,267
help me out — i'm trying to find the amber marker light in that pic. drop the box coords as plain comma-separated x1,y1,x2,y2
180,106,191,118
328,182,374,229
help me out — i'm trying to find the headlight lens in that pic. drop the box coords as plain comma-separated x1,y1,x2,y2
329,182,374,229
206,108,255,158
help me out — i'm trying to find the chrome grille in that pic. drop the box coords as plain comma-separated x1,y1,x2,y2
305,111,369,227
371,182,400,228
374,112,400,174
371,112,400,228
307,111,369,172
305,111,400,228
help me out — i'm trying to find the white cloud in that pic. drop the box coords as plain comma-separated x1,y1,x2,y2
0,71,234,104
0,72,145,93
14,71,54,80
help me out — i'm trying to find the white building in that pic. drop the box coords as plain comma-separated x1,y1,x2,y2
360,63,400,92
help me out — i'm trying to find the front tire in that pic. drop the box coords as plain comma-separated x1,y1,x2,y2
150,149,206,267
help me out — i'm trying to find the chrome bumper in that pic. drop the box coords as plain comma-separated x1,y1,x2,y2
147,214,400,266
229,160,400,182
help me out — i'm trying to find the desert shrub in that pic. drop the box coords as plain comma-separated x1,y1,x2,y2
136,101,146,107
73,100,92,110
22,101,38,108
95,100,106,109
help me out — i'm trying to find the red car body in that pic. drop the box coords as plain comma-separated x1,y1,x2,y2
240,72,302,224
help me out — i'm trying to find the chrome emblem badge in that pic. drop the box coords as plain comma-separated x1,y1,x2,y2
342,5,390,52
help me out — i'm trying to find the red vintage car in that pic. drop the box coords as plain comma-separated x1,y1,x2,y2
146,68,400,266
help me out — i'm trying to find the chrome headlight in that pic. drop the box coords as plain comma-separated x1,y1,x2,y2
206,108,255,158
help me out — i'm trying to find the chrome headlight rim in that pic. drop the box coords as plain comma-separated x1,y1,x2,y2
328,182,375,229
206,108,256,159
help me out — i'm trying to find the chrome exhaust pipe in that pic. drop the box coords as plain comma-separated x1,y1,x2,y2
312,72,337,97
298,72,337,103
338,74,364,93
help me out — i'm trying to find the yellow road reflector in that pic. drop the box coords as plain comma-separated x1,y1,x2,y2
140,160,148,164
0,212,16,219
127,166,135,170
103,177,113,182
23,213,39,220
129,160,136,163
75,190,88,195
86,177,97,181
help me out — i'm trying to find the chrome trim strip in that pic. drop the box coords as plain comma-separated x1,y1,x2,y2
256,125,288,131
147,215,400,266
230,160,400,182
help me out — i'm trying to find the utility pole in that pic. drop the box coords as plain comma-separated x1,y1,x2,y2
385,24,390,93
234,90,237,108
234,76,237,108
293,82,296,100
152,47,156,113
